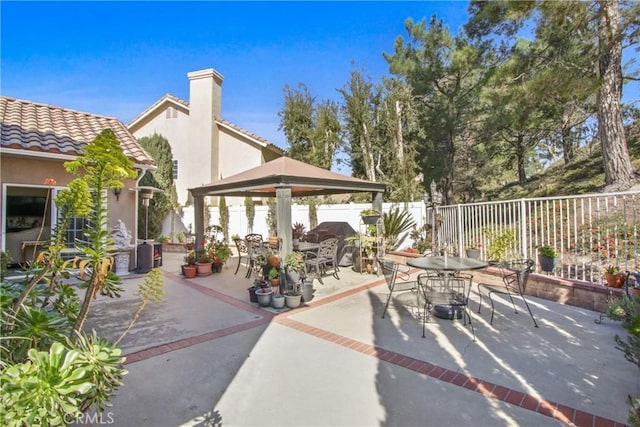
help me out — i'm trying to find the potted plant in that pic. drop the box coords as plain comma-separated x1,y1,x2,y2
255,286,273,307
604,265,625,288
247,279,263,303
182,250,197,278
484,229,516,263
266,251,280,267
284,283,302,308
272,292,285,309
465,240,482,260
292,222,306,245
283,251,305,284
211,242,232,273
268,266,281,292
196,249,213,276
537,245,558,272
360,208,381,225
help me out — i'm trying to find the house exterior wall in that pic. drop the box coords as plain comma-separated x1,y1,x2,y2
130,68,282,207
132,104,191,203
1,154,139,259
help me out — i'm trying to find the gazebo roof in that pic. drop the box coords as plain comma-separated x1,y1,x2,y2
190,156,386,197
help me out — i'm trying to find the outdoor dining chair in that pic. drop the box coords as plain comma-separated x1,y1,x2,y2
233,237,249,276
378,259,429,337
476,259,538,327
418,270,475,340
304,237,340,284
244,234,266,279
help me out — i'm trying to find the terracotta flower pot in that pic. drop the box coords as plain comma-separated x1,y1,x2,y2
183,265,197,278
604,272,625,288
196,261,212,276
267,255,280,267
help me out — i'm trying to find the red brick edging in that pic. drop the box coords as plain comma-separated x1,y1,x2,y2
122,270,626,427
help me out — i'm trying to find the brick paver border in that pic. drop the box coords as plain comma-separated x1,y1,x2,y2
122,271,626,427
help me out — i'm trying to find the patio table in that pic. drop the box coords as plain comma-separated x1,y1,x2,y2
293,241,320,253
407,255,488,339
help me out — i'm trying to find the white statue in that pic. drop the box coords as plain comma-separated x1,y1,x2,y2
111,219,134,250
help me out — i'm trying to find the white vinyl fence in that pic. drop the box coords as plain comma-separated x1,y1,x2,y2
173,190,639,283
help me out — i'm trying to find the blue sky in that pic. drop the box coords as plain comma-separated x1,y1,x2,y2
2,1,638,160
1,1,470,152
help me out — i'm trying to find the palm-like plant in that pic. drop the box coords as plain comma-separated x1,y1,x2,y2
383,208,416,250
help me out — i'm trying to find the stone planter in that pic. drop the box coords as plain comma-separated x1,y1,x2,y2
113,250,132,275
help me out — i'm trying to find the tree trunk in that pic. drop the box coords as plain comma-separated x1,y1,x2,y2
597,0,636,187
516,134,527,183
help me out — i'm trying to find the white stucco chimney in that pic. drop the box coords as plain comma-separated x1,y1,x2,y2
187,68,224,187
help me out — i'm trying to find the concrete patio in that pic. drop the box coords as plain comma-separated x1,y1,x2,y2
83,252,638,427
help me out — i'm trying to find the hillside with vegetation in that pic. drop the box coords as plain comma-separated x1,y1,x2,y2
488,120,640,200
278,2,639,206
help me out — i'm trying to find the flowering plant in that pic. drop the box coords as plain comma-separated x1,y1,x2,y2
198,249,212,263
211,244,232,264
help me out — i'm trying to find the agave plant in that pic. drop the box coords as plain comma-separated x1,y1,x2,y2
383,208,416,250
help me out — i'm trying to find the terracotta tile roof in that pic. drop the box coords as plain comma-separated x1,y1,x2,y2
0,96,155,166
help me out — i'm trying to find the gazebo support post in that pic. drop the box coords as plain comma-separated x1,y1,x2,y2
194,195,205,254
372,191,383,214
276,187,292,257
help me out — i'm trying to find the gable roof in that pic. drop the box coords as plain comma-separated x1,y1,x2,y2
190,156,386,197
127,93,284,154
0,96,155,166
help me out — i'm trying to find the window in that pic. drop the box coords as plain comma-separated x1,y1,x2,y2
165,107,178,119
172,160,178,179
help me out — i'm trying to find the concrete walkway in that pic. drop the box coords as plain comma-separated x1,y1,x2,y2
83,252,638,427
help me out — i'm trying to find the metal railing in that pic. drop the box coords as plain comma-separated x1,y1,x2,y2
429,190,639,282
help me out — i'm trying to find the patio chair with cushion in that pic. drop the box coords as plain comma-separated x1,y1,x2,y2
476,259,538,327
304,237,340,284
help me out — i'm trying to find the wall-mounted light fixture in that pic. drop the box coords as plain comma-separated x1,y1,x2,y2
113,187,122,202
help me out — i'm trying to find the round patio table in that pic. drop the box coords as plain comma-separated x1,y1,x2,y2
406,255,488,272
407,256,488,336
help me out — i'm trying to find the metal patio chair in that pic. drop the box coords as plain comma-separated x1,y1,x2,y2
477,259,538,327
304,237,340,284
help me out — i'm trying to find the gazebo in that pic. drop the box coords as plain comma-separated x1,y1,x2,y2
189,156,387,256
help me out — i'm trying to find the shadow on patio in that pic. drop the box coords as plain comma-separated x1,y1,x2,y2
84,252,637,426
